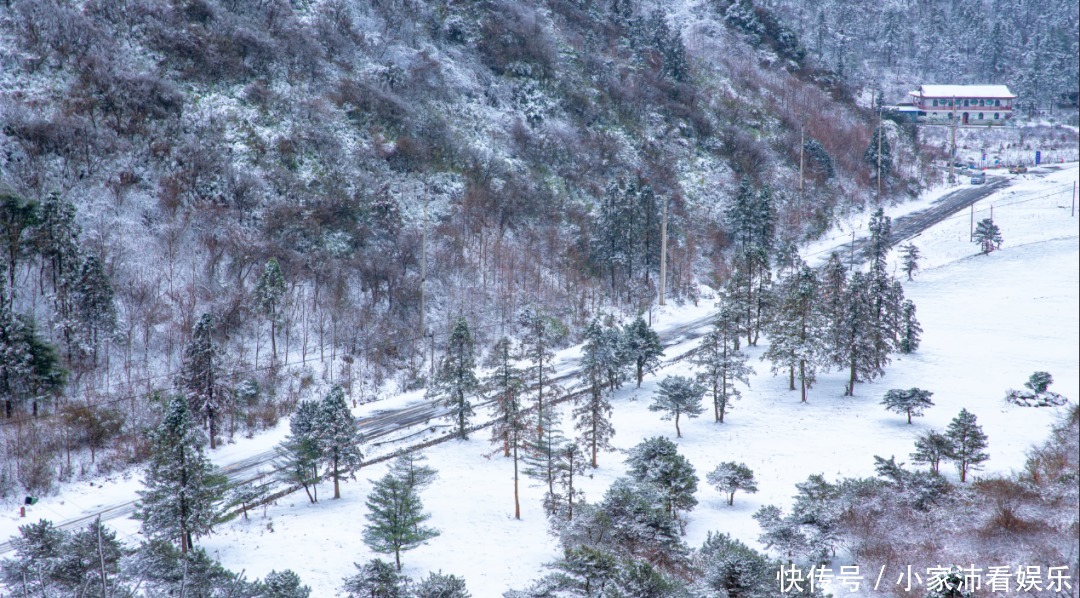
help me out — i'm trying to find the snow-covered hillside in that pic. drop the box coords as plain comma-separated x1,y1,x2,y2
170,165,1078,594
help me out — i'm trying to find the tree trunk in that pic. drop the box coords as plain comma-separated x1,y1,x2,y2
675,412,681,438
513,442,520,520
729,491,735,506
789,366,795,391
799,359,807,403
333,456,340,499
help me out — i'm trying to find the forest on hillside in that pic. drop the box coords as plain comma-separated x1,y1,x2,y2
0,0,944,492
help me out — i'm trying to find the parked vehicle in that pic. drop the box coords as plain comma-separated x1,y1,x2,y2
971,172,986,184
1009,165,1028,174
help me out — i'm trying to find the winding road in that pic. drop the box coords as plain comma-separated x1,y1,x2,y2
0,169,1034,555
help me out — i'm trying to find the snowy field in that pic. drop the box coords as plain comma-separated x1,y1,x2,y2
4,165,1077,595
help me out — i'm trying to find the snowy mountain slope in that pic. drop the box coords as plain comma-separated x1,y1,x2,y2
185,165,1078,594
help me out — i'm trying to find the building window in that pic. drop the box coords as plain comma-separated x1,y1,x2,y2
979,113,984,120
933,99,938,107
995,113,1000,120
995,99,1001,106
980,99,986,106
964,99,970,106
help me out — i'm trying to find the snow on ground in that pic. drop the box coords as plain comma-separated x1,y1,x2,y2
6,165,1077,595
197,165,1079,594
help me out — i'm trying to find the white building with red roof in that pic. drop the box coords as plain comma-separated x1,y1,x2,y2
908,84,1016,125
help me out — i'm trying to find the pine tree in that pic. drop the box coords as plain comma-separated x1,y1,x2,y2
551,441,587,522
0,192,39,310
71,254,116,367
362,456,440,571
576,319,616,467
763,261,827,402
255,258,287,363
898,299,922,354
414,572,472,598
697,532,773,596
0,314,66,417
257,570,311,598
881,388,935,424
135,395,224,554
316,386,364,499
648,376,705,438
178,312,224,449
342,559,410,598
0,519,66,593
910,430,951,475
839,272,880,396
900,243,920,281
518,307,562,439
706,462,759,506
275,400,323,503
725,179,776,347
691,302,753,423
53,518,127,596
429,317,478,439
484,337,528,519
944,409,989,482
864,126,892,185
522,407,569,515
625,437,699,523
623,316,664,388
973,218,1003,254
1025,371,1053,394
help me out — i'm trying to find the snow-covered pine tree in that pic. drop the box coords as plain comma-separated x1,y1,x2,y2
177,312,224,448
32,192,81,312
864,126,892,186
840,272,880,396
341,559,410,598
522,406,570,516
274,400,323,503
362,456,440,571
910,430,951,475
622,316,663,388
135,395,223,554
0,519,66,592
1025,371,1053,394
316,385,364,499
898,299,921,354
575,318,616,467
625,437,699,524
706,462,759,506
414,571,472,598
900,243,920,281
518,307,562,439
944,409,989,482
691,301,753,423
257,570,311,598
551,441,587,522
429,316,478,440
973,218,1003,254
648,375,705,438
54,518,127,596
255,258,287,363
0,192,38,311
0,314,66,417
820,252,848,358
764,261,827,402
725,179,776,347
484,336,528,519
881,387,935,424
71,254,116,367
696,532,773,596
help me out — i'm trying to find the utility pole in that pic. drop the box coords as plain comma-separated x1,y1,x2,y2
948,97,957,184
658,194,668,306
970,204,974,241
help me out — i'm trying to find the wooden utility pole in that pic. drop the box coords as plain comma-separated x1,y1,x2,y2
970,204,974,241
658,195,668,306
948,97,957,184
849,229,856,271
799,125,805,228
